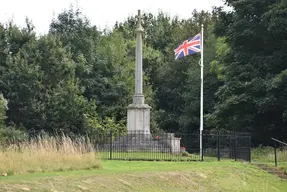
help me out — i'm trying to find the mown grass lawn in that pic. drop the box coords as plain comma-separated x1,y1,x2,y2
1,160,286,192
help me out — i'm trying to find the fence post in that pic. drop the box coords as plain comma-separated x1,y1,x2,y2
201,132,204,161
234,132,237,161
248,135,251,163
109,129,113,160
217,131,220,161
170,133,172,154
229,136,232,159
274,140,277,167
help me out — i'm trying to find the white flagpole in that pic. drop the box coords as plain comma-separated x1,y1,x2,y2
200,24,204,160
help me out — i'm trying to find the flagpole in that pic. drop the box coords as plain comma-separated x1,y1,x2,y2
200,24,204,160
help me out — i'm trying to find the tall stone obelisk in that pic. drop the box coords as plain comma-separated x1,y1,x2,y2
127,10,151,135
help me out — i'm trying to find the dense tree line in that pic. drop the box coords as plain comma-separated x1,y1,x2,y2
208,0,287,144
0,0,286,145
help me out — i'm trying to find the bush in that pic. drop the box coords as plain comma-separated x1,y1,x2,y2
0,127,28,147
0,93,8,129
182,151,189,157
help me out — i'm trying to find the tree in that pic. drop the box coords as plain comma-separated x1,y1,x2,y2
0,94,8,129
49,8,134,131
208,0,287,144
2,35,98,135
0,19,36,101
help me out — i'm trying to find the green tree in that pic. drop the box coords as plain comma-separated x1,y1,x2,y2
208,0,287,144
0,94,8,129
49,8,134,132
0,19,36,102
2,35,98,135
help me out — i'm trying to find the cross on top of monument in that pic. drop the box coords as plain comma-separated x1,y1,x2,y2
136,10,144,33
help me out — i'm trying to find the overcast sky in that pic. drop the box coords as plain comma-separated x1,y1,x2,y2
0,0,226,35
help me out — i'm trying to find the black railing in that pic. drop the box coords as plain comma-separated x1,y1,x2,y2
271,137,287,167
92,130,251,162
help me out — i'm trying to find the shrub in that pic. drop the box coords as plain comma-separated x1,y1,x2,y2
0,93,8,129
0,127,28,147
182,151,189,157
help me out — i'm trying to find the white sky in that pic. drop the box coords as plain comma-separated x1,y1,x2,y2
0,0,226,35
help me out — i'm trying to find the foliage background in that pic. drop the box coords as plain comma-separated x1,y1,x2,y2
0,0,286,146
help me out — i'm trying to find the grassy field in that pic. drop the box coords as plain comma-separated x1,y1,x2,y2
0,135,102,175
252,146,287,173
0,137,286,192
1,160,286,192
252,146,287,162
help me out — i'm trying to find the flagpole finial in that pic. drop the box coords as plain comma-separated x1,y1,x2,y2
201,24,204,28
136,10,144,32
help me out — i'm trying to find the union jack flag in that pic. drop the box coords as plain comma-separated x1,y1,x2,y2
174,33,201,60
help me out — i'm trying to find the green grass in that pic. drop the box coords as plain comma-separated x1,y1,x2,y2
1,160,286,192
252,146,287,162
0,135,102,175
252,146,287,173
